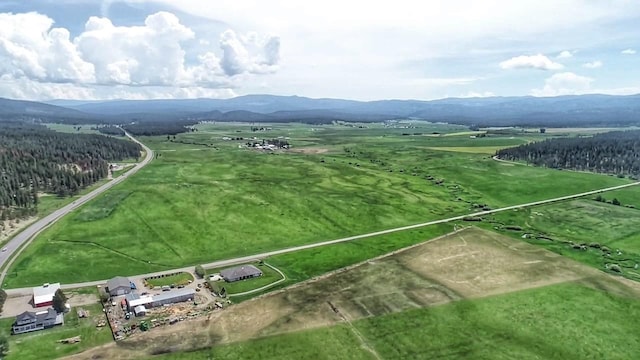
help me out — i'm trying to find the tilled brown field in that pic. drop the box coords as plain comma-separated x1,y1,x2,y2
65,227,631,359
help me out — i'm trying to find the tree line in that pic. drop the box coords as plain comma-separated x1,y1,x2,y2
495,130,640,176
0,121,142,222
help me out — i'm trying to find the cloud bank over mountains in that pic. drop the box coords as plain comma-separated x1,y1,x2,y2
0,10,279,99
0,0,638,100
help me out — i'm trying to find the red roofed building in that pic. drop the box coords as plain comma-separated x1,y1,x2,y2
32,283,60,308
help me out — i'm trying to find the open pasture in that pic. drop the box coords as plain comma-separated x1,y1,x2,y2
483,198,640,281
65,227,640,359
5,123,630,287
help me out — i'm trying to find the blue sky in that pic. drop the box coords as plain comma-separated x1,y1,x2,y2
0,0,638,100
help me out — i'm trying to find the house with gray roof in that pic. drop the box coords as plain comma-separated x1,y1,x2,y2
220,265,263,282
106,276,132,296
12,308,63,335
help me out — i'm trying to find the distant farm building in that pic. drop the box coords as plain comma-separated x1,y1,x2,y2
125,289,195,313
12,308,63,334
220,265,263,282
151,288,195,307
107,276,132,296
32,283,60,307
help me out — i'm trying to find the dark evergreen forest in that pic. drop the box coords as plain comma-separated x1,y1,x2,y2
496,130,640,176
0,122,142,221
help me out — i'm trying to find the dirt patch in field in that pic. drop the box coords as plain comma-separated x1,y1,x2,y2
290,147,330,154
65,227,635,359
398,227,599,298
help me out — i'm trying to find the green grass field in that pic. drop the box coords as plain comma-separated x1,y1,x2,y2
0,303,112,360
44,123,101,134
5,123,630,287
159,323,375,360
159,282,640,359
481,198,640,281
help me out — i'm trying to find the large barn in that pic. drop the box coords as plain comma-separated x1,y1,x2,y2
125,289,195,312
220,265,263,282
32,283,60,308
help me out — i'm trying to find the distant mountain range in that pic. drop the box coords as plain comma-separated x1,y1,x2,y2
1,93,639,127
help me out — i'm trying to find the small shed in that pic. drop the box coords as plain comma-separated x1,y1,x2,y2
134,305,146,317
220,265,263,282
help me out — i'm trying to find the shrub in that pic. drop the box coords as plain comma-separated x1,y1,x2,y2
195,265,205,278
609,264,622,273
53,289,67,313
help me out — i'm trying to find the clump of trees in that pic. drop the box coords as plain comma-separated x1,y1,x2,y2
594,195,622,206
0,122,141,222
496,130,640,176
94,125,125,136
52,289,67,313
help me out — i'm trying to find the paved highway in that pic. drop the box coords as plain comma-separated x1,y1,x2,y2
0,131,154,286
6,178,638,295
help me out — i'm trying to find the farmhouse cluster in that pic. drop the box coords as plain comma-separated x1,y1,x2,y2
12,283,64,335
8,264,265,340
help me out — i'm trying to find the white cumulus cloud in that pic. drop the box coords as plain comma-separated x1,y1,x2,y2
531,72,593,96
75,12,195,86
583,60,602,69
0,11,281,98
621,48,636,55
0,12,95,83
557,50,574,58
499,54,564,71
219,30,280,76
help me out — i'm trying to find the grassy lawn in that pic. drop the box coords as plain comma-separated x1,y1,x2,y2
145,272,194,287
44,123,101,134
357,282,640,359
159,282,640,359
0,303,112,360
6,123,630,287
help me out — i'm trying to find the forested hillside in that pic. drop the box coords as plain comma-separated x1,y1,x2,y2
0,122,142,222
496,130,640,176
